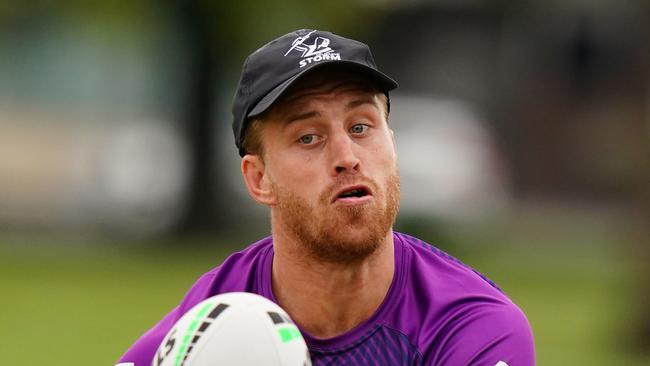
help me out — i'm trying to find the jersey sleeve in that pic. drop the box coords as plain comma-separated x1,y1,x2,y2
428,301,535,366
115,272,217,366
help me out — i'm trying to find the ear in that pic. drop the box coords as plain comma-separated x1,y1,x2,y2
389,128,397,155
241,154,277,206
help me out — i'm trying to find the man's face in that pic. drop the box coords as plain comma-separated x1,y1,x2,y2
255,73,400,263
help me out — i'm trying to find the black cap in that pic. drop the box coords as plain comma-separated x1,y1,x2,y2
231,29,398,157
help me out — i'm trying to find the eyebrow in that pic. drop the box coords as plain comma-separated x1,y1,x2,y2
283,97,379,126
345,96,378,111
285,110,320,124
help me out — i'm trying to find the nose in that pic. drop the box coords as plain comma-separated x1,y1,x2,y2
329,131,360,175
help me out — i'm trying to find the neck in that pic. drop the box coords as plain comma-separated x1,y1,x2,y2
270,227,395,339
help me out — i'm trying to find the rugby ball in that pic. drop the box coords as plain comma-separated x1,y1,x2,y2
152,292,312,366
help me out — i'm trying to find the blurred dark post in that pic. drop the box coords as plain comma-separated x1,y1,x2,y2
172,0,225,233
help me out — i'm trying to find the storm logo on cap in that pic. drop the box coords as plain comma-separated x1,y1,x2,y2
284,30,341,68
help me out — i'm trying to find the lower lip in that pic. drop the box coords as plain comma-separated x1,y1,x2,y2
333,195,373,205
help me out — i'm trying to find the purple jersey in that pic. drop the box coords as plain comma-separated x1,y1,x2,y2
118,232,535,366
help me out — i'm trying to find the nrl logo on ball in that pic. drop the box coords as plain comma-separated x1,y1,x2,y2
284,30,341,68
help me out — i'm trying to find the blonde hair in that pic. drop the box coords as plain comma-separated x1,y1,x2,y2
241,117,266,157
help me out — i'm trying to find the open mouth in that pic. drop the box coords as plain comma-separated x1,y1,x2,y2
334,185,372,202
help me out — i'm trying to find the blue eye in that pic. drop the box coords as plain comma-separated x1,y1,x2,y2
350,124,368,134
298,135,316,144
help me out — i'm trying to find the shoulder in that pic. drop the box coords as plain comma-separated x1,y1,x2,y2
391,233,535,365
396,232,503,297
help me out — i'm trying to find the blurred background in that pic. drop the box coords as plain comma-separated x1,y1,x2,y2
1,0,648,364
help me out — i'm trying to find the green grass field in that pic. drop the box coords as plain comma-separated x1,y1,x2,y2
1,223,648,365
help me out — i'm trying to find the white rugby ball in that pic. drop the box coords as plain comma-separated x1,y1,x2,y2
152,292,312,366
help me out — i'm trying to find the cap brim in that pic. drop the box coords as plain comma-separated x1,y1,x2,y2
247,61,398,118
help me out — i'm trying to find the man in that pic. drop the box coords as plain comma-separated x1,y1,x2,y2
118,29,535,365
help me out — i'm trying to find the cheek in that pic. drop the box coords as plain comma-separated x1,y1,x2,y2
270,158,323,195
368,134,397,167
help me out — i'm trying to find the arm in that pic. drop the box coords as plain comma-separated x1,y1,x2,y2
117,307,180,366
116,272,217,366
